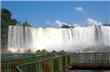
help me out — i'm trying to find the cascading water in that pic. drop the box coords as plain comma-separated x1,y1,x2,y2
8,25,110,52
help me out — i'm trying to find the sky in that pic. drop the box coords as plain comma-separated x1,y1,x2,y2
1,1,110,27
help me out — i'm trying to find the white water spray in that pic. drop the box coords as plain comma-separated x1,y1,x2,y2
8,25,110,52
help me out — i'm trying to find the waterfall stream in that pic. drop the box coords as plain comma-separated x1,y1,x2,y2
8,25,110,52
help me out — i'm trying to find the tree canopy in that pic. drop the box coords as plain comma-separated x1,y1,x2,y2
1,8,18,27
22,21,31,27
61,24,74,28
103,24,110,26
1,8,31,27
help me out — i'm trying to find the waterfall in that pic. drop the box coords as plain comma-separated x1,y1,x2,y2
8,25,110,52
8,26,33,52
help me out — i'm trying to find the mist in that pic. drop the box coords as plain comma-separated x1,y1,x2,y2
8,25,110,52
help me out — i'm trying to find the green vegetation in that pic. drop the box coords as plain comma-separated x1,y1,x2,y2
22,21,31,27
61,24,110,28
61,24,74,28
17,49,66,56
103,24,110,26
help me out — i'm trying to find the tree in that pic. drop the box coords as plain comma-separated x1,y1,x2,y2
50,50,58,56
22,21,31,27
61,25,70,28
36,50,40,53
42,49,48,55
1,8,18,52
103,24,110,26
35,50,42,55
61,24,74,28
58,50,65,54
1,8,17,26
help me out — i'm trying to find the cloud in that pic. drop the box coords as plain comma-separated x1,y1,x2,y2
86,18,102,25
46,18,102,27
45,20,58,27
74,6,84,12
46,20,72,27
54,20,64,27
